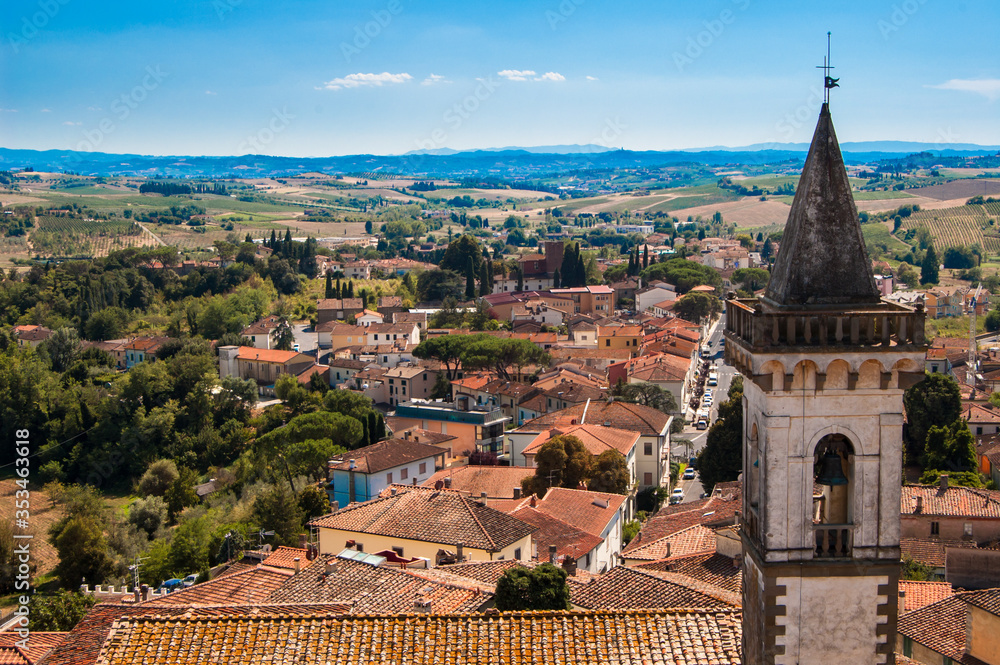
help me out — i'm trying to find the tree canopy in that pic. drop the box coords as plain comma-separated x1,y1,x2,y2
494,563,571,611
697,377,743,494
641,258,721,294
903,373,962,464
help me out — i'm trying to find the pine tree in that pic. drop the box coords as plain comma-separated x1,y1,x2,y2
325,272,334,298
921,245,939,285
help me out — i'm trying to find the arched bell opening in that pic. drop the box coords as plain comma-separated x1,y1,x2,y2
812,433,854,558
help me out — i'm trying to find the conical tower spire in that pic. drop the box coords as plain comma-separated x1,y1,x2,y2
762,103,880,310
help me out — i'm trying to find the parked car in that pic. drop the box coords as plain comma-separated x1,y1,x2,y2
158,578,183,592
182,574,198,588
683,468,696,480
696,417,709,430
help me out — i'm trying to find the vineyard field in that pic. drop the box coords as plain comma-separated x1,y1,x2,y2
31,217,159,257
899,205,1000,253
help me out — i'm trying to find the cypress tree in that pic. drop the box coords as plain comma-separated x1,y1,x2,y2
643,245,649,269
375,413,386,440
627,250,635,276
269,229,277,249
479,262,490,297
466,257,477,299
360,418,370,449
347,281,354,299
325,272,334,298
553,269,561,289
516,267,524,292
335,278,341,299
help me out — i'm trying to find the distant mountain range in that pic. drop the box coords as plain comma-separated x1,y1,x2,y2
1,141,997,179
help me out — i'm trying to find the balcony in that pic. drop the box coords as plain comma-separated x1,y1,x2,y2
725,298,925,351
477,436,505,454
813,524,854,558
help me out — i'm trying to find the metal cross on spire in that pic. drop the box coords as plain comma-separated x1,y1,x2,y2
816,31,839,103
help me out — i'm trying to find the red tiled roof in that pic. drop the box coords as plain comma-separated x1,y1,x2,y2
897,593,981,663
522,424,639,458
261,546,309,570
963,403,1000,424
265,555,490,613
623,492,741,558
0,633,67,664
519,401,670,437
532,487,627,537
508,506,604,561
310,486,536,552
90,609,743,665
963,587,1000,617
435,560,527,586
634,552,743,594
900,538,978,568
901,485,1000,518
421,466,534,499
899,580,954,614
140,566,292,606
570,566,740,610
328,439,444,474
623,524,717,561
234,346,307,364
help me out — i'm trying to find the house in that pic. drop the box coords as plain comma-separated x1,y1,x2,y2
343,261,372,279
326,439,447,507
316,298,365,323
316,321,366,350
123,336,171,368
12,324,52,348
364,322,420,347
570,565,739,610
964,402,1000,436
355,309,384,326
217,345,315,396
509,401,671,489
897,588,1000,665
328,358,371,388
608,352,693,416
549,285,616,317
391,398,509,459
81,338,128,369
920,288,962,319
393,310,428,331
377,296,406,317
518,423,638,494
310,485,536,564
508,486,628,574
596,324,642,351
241,315,283,349
383,364,436,406
636,282,678,313
900,476,1000,543
389,426,460,461
567,319,598,347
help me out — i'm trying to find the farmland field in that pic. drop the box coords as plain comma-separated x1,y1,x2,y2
905,180,1000,201
899,204,999,252
31,216,159,257
670,198,791,227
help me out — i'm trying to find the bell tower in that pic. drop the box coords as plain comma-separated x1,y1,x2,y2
725,102,927,665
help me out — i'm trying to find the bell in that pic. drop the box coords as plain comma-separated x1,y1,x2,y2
815,451,848,486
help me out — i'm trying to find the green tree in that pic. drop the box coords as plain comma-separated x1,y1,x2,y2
641,258,721,293
985,307,1000,333
522,435,593,498
697,381,743,494
414,333,470,378
137,459,179,497
164,467,199,523
465,257,477,300
673,292,722,323
439,235,484,274
28,592,97,631
587,450,630,494
611,381,678,414
417,269,465,302
459,334,549,382
429,371,452,398
921,244,939,285
253,484,306,547
272,319,295,351
901,556,938,581
128,495,168,537
52,516,115,588
903,373,962,464
324,272,334,298
42,327,81,373
494,563,571,611
298,485,331,524
922,420,978,474
636,485,669,513
321,390,376,421
731,267,770,293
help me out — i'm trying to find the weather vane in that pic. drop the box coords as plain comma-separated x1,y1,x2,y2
816,31,839,103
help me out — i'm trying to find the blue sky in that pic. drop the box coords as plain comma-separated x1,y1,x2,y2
1,0,998,157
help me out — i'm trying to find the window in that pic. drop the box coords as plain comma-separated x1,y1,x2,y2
419,462,426,474
584,552,591,568
931,521,940,536
977,427,983,435
392,546,404,556
386,472,393,484
605,339,610,347
644,472,653,485
644,442,653,456
401,468,408,480
964,522,973,537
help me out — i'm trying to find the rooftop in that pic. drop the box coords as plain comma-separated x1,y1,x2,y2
328,439,444,474
519,401,670,437
421,465,534,499
570,565,740,610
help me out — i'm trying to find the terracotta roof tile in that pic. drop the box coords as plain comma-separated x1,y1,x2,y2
140,566,292,607
634,552,743,594
310,486,536,552
900,538,978,568
261,546,310,570
265,555,490,613
519,401,670,437
898,580,954,615
234,346,308,364
91,609,743,665
508,506,605,561
571,566,739,610
522,424,639,458
0,633,67,664
962,587,1000,616
435,560,527,585
421,466,534,499
897,593,977,663
901,485,1000,518
623,492,741,557
531,487,626,537
623,524,718,561
328,439,444,474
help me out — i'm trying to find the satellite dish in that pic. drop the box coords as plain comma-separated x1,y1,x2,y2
262,544,272,553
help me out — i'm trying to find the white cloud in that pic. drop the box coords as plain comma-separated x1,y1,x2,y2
421,74,451,86
205,90,217,95
586,76,599,81
62,121,81,126
535,72,565,82
87,106,102,111
928,78,1000,101
40,108,52,112
498,69,536,81
320,72,412,91
0,108,17,113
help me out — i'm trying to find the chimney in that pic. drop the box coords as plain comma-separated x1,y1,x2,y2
456,542,464,562
413,597,432,613
940,474,949,490
444,477,452,489
349,459,356,470
562,555,577,576
549,545,557,564
480,491,488,506
664,543,671,558
140,584,149,602
293,557,301,573
134,587,141,603
530,495,537,507
513,487,521,499
324,559,338,576
391,487,398,496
